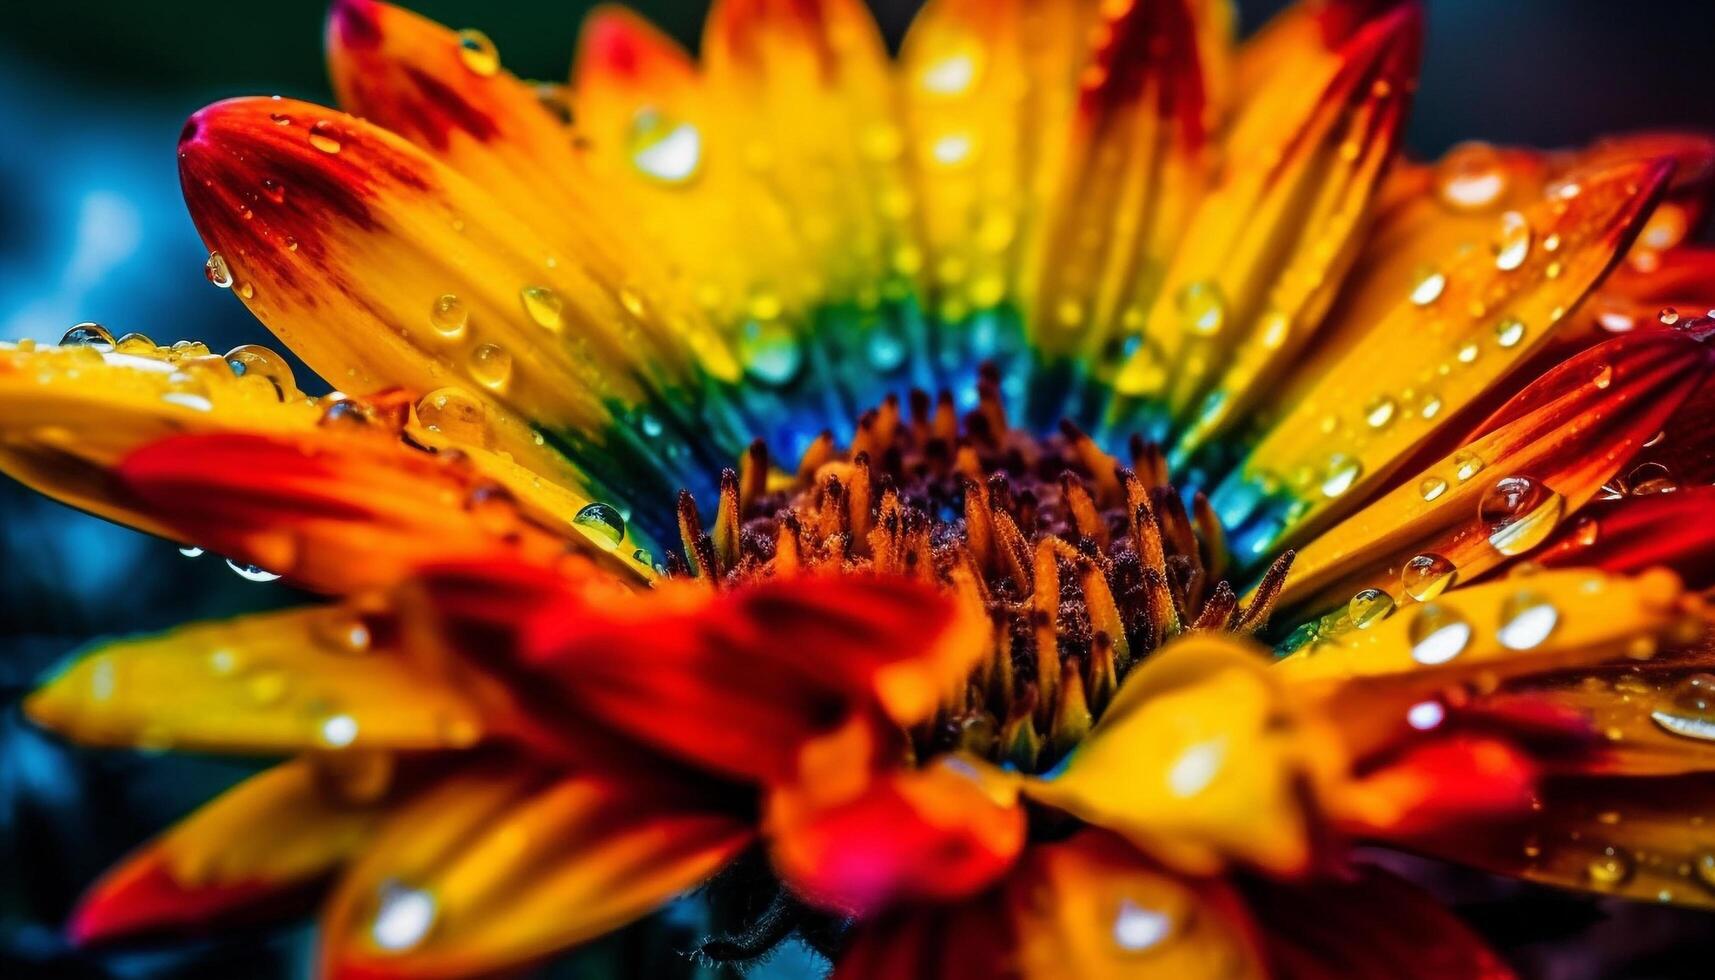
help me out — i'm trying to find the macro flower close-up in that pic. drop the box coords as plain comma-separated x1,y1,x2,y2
5,0,1715,976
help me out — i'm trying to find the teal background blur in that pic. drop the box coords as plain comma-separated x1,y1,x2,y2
1,1,1714,977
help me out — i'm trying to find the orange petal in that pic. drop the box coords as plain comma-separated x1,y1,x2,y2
177,95,741,548
26,605,485,755
1416,772,1715,911
1217,158,1673,560
72,759,387,944
1274,328,1714,617
768,756,1025,916
1242,864,1515,979
0,339,320,537
1114,5,1419,456
836,830,1267,980
320,768,752,978
510,571,987,788
1494,659,1715,778
117,431,598,593
1334,735,1537,841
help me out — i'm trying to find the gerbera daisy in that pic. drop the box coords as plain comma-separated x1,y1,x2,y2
5,0,1715,976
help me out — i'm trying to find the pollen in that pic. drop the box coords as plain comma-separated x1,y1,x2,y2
672,366,1293,773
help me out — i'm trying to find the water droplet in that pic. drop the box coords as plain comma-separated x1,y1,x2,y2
456,29,499,76
739,320,802,385
260,177,286,204
1410,267,1447,306
1408,604,1472,665
308,120,343,154
1363,395,1397,429
573,502,626,549
1348,588,1395,629
520,285,564,331
1456,340,1480,364
373,884,436,951
1419,476,1448,502
467,343,513,390
178,545,205,558
226,559,282,582
1175,281,1226,336
1695,852,1715,891
60,322,114,349
627,107,702,184
1626,461,1678,496
1452,449,1485,482
1649,674,1715,742
1480,475,1565,556
1591,363,1614,389
1112,898,1173,953
631,547,655,568
919,36,982,95
1493,211,1532,271
1320,454,1362,498
415,387,487,446
225,344,296,400
866,323,907,372
1401,553,1458,601
114,332,156,354
319,713,359,748
1659,307,1680,326
1497,591,1559,649
1436,142,1507,210
319,395,376,428
205,251,234,288
1586,848,1633,889
430,294,468,338
1407,699,1445,730
1494,316,1526,348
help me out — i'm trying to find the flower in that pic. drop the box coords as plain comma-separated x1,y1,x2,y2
4,0,1715,976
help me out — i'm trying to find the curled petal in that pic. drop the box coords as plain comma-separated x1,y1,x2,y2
1024,637,1329,877
0,341,319,536
118,432,590,593
321,768,752,978
1275,328,1714,616
72,760,387,944
1217,159,1674,561
768,756,1025,916
27,606,486,755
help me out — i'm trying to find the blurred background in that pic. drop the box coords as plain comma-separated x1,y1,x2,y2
2,1,1714,977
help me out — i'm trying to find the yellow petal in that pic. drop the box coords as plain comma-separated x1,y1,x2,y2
27,606,486,754
320,768,752,978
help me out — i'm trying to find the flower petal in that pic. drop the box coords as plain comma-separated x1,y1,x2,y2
1024,636,1330,877
1242,865,1515,979
768,756,1025,916
837,830,1267,980
178,95,743,547
1112,5,1419,457
71,758,392,944
1529,487,1715,589
117,431,600,593
26,605,485,755
506,570,988,788
1215,158,1674,561
319,767,752,978
0,340,320,536
1273,328,1714,616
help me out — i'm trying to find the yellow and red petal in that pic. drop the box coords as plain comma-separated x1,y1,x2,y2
319,768,752,979
1274,327,1714,616
1218,158,1672,560
26,605,485,755
838,830,1267,980
0,340,320,536
72,759,388,944
1242,865,1515,979
1334,735,1537,841
117,431,593,593
1529,487,1715,588
767,756,1025,916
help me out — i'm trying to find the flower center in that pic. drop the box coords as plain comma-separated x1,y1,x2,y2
672,367,1294,773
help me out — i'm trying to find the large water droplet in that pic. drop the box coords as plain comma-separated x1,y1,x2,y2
308,120,343,154
1348,588,1395,629
205,251,234,288
60,322,114,349
1452,449,1485,482
520,285,564,331
227,559,282,582
1649,674,1715,742
1320,454,1362,498
319,712,359,748
739,320,803,385
573,502,626,549
456,29,499,76
1436,142,1507,210
1409,604,1472,665
430,294,468,338
628,107,703,184
1401,553,1457,601
1497,590,1559,649
1410,267,1447,306
1493,211,1532,271
415,387,487,446
225,344,296,400
467,343,513,390
1480,475,1565,556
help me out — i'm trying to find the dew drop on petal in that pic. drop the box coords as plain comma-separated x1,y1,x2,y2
1452,450,1485,482
1435,142,1507,211
1320,454,1362,498
1401,553,1457,601
1409,604,1472,665
628,107,702,184
1410,266,1447,306
319,713,359,748
205,251,234,288
225,344,296,400
1481,475,1564,556
1363,395,1397,429
1586,848,1633,889
1347,588,1395,629
1497,591,1559,650
467,343,513,390
415,387,487,446
178,545,205,558
573,502,626,549
1494,316,1526,349
739,320,803,385
373,884,436,951
1112,898,1173,954
1406,700,1446,730
60,322,114,349
226,559,282,582
456,29,499,76
430,294,468,339
520,286,564,332
308,120,343,154
1419,476,1448,502
1493,211,1532,271
1659,307,1680,326
1176,281,1226,336
1649,674,1715,742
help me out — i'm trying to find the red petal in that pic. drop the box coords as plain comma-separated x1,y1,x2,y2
1529,485,1715,588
